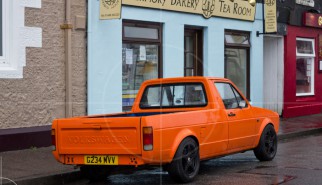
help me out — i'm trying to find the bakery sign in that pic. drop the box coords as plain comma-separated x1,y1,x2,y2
100,0,256,21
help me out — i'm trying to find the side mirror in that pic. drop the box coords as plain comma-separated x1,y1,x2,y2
238,100,247,108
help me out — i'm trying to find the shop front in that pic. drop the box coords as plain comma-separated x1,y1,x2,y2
283,12,322,117
87,0,265,114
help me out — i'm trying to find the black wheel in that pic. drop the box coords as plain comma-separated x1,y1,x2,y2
254,124,277,161
168,137,200,183
80,165,109,182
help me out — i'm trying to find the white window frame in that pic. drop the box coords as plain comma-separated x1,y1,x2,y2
0,0,42,79
296,38,315,96
0,0,9,65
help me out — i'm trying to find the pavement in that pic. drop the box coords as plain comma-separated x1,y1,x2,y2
1,113,322,185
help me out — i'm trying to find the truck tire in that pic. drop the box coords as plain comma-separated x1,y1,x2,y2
80,165,109,182
168,137,200,183
254,124,277,161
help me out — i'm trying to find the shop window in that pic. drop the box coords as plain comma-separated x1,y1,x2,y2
122,21,162,111
296,38,315,96
224,30,250,99
184,27,203,76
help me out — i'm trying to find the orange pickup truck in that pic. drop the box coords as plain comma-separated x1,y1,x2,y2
52,77,279,183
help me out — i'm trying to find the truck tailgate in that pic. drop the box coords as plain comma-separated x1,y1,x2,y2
57,117,141,155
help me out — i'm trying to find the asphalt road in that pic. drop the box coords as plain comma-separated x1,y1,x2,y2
67,134,322,185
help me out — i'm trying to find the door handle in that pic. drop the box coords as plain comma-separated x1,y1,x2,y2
228,112,236,117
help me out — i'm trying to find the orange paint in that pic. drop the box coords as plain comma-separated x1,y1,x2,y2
52,77,279,166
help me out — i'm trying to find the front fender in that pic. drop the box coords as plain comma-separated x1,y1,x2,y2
254,118,277,147
169,128,199,162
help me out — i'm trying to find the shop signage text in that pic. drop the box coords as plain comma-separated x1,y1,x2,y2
296,0,314,7
303,13,322,29
264,0,277,33
121,0,256,21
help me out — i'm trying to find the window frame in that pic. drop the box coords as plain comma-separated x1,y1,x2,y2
214,82,248,110
184,26,203,76
122,20,163,111
122,20,163,78
296,37,315,57
139,82,208,109
0,0,9,65
224,30,251,100
296,37,315,97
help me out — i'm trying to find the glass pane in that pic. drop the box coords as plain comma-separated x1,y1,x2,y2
173,85,185,106
225,48,247,97
185,84,206,106
122,44,159,111
140,84,206,108
296,58,313,94
140,86,161,107
296,39,314,55
185,36,193,52
225,34,249,45
124,26,158,40
161,86,174,106
215,83,238,109
185,53,194,68
185,69,194,76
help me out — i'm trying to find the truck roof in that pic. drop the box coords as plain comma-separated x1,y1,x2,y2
142,76,230,85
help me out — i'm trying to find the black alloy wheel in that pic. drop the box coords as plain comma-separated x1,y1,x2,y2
168,137,200,183
254,124,277,161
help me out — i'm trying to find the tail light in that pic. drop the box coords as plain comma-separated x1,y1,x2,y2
143,127,153,151
51,129,56,151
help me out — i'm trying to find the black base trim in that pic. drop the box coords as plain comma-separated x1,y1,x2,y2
0,125,51,152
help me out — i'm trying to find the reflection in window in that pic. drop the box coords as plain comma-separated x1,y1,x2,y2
122,21,162,111
224,30,250,99
296,38,315,96
140,84,207,108
215,82,247,109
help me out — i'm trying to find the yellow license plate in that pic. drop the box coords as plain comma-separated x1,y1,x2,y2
84,155,118,165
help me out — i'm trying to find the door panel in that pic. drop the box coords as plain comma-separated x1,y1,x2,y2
226,107,256,150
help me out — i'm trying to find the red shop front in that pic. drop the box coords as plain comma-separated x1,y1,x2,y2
283,13,322,118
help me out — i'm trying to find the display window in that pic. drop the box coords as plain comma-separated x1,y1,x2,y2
122,21,162,111
296,38,315,96
224,30,250,100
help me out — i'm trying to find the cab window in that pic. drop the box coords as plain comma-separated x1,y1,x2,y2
215,82,247,109
140,83,207,109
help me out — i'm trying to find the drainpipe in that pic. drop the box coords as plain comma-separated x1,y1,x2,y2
61,0,73,117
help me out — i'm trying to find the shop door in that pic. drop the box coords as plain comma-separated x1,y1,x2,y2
184,28,203,76
263,36,284,115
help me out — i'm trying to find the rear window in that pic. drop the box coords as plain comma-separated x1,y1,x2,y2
140,83,207,109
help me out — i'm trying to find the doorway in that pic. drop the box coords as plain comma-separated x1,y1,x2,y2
263,36,284,115
184,27,203,76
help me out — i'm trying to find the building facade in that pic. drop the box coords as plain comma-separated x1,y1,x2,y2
277,0,322,117
88,0,266,115
0,0,87,151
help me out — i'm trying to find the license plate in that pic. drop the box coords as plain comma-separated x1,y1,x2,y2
84,155,118,165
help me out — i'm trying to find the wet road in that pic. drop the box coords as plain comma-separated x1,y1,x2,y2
67,134,322,185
